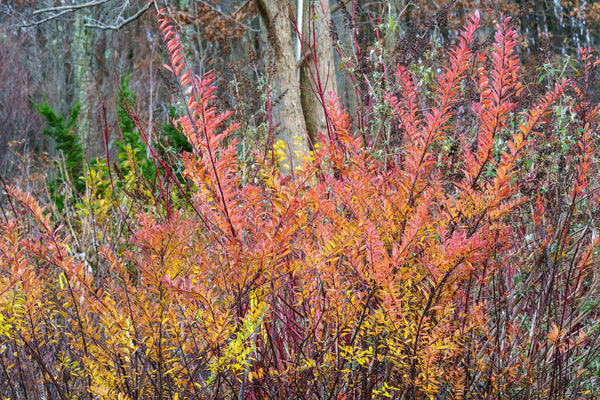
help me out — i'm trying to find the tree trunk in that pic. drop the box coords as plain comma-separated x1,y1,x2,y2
254,0,337,173
300,0,337,142
72,8,92,156
254,0,310,173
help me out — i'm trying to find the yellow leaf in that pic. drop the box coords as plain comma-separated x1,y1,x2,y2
547,323,564,345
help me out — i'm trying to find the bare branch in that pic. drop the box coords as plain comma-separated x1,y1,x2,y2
19,10,72,29
31,0,109,16
83,0,153,30
20,0,151,31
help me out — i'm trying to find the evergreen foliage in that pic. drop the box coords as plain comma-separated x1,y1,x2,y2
32,99,85,208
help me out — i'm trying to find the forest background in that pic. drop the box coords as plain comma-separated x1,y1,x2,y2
0,0,600,399
2,0,599,180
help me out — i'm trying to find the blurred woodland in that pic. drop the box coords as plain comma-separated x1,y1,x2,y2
1,0,600,189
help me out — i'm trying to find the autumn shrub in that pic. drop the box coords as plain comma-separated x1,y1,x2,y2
0,8,599,400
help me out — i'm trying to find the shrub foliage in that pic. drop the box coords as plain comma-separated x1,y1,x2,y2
0,9,599,400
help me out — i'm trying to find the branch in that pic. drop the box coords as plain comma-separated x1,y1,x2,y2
21,0,151,31
83,1,153,30
19,9,72,28
31,0,109,15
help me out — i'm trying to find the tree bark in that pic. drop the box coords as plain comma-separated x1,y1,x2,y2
300,0,337,142
254,0,309,173
254,0,337,173
72,7,92,155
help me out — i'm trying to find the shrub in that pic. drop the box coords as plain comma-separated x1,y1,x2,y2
0,9,598,400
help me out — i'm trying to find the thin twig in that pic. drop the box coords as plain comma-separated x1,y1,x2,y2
31,0,108,15
84,1,153,30
22,0,151,30
19,10,72,28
